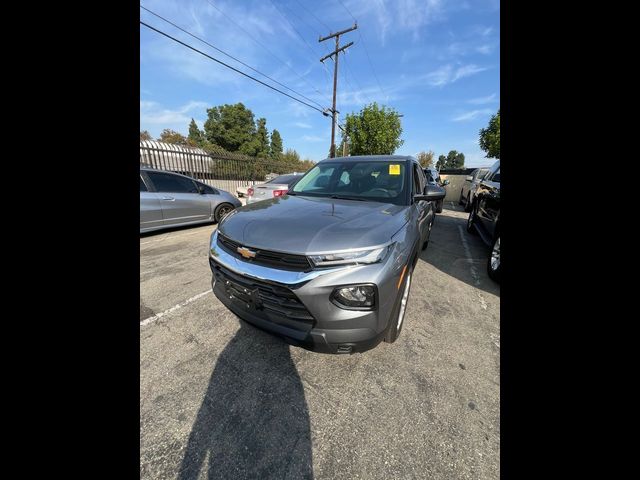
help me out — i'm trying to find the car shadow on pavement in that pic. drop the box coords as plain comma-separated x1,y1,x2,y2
177,321,314,480
419,206,500,297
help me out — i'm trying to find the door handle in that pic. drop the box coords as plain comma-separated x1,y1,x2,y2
161,196,175,201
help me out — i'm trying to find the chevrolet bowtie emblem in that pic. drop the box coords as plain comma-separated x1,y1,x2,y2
237,246,257,259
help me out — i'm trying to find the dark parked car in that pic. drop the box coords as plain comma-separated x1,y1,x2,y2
140,167,241,233
209,155,446,354
466,160,500,282
424,167,450,213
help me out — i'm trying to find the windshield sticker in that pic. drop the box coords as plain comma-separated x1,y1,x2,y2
389,164,400,175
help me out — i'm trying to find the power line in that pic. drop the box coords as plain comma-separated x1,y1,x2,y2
335,0,387,100
293,0,331,32
335,0,357,22
265,0,333,89
140,21,326,114
140,5,326,110
204,0,332,105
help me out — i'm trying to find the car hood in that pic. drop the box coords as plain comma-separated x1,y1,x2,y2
219,195,410,254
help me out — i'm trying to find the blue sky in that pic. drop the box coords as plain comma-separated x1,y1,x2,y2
140,0,499,167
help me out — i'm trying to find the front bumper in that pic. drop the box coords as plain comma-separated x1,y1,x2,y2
208,230,410,353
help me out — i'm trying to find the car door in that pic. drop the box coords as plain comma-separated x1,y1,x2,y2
475,164,499,233
481,167,500,238
145,171,212,226
412,163,431,244
140,174,164,231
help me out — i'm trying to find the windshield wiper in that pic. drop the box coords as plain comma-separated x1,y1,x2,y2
286,191,297,195
329,195,366,201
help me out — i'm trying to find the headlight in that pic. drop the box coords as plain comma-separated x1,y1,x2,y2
332,285,376,309
308,245,391,267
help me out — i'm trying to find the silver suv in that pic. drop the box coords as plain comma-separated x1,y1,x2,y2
208,155,445,353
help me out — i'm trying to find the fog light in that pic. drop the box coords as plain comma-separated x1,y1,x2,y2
332,285,376,309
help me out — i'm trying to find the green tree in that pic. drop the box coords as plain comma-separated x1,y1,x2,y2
140,130,152,141
204,103,256,152
438,150,465,169
270,129,283,159
281,148,301,171
158,129,188,145
254,118,270,158
187,118,204,147
416,150,435,168
342,102,404,156
479,109,500,159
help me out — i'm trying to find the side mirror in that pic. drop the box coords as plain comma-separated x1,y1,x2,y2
415,184,446,202
465,175,473,182
442,179,450,186
197,185,206,194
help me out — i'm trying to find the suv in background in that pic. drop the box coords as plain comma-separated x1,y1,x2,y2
459,167,490,212
423,167,450,213
466,160,500,282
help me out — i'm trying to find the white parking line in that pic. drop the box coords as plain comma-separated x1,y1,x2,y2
140,289,212,327
457,225,481,286
140,228,213,246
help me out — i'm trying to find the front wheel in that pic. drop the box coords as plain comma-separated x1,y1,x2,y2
435,199,443,214
487,235,501,283
214,203,234,223
384,263,413,343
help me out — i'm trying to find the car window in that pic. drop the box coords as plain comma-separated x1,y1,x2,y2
267,175,296,185
147,172,198,193
413,163,425,195
140,176,148,192
492,168,500,183
197,182,218,195
292,160,407,205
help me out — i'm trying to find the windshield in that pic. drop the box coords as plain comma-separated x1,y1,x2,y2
267,175,298,185
291,160,409,205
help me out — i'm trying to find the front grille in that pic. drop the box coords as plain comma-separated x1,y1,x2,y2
210,259,315,329
217,233,312,272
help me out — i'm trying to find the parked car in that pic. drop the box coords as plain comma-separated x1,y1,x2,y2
209,155,446,354
246,173,304,204
459,167,490,212
466,160,500,282
423,167,450,213
140,167,241,233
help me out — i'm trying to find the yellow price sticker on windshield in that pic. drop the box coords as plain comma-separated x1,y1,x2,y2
389,164,400,175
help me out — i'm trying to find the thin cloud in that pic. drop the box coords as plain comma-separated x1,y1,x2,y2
451,109,493,122
293,122,312,129
468,93,497,105
452,64,488,82
140,100,207,126
301,135,324,142
425,64,487,86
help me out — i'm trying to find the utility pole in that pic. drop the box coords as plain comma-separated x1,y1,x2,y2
319,23,357,158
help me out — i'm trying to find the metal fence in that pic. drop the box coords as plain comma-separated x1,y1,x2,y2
140,141,296,195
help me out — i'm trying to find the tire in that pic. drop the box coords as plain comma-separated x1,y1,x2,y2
435,199,443,214
487,234,501,283
214,203,234,223
384,261,414,343
466,202,478,234
421,217,434,250
464,193,472,212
